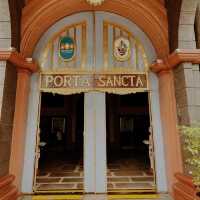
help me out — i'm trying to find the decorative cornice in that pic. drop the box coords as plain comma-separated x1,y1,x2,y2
0,51,12,61
0,49,38,73
150,49,200,73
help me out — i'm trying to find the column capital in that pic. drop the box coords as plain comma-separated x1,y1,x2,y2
150,49,200,74
158,69,172,77
17,68,32,76
0,48,38,73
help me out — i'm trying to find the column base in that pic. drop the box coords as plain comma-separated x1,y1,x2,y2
173,173,200,200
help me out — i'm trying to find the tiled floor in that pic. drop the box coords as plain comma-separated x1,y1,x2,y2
35,157,154,191
36,160,84,191
107,158,155,190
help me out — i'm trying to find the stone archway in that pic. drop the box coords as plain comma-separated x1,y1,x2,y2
20,0,169,58
20,11,168,194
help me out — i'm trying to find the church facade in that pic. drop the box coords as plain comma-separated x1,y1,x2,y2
0,0,200,199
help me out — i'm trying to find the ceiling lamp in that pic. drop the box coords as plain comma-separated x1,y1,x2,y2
86,0,105,6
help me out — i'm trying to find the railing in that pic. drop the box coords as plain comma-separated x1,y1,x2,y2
0,175,19,200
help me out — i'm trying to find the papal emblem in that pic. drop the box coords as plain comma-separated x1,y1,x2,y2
59,36,75,61
114,37,131,62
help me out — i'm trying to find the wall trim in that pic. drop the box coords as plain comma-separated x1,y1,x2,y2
150,49,200,73
0,50,38,72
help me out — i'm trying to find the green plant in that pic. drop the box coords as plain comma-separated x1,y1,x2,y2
180,124,200,186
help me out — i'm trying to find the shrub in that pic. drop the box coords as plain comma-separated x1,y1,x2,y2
180,124,200,186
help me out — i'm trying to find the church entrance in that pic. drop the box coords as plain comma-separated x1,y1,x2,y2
106,92,156,192
34,93,84,192
22,12,167,194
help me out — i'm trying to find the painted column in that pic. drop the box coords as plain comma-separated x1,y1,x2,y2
95,92,107,193
84,93,95,193
9,69,31,189
84,92,107,193
158,70,183,193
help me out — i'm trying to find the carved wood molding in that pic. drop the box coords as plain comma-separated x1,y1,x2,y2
21,0,168,58
150,49,200,73
0,50,38,73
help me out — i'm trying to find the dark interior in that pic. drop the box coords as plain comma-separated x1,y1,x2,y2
38,93,84,173
36,92,154,191
106,92,151,171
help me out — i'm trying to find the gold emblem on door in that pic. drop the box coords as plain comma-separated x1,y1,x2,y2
114,37,131,62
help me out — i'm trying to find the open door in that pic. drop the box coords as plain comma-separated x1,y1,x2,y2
29,11,158,195
33,93,84,193
106,92,156,193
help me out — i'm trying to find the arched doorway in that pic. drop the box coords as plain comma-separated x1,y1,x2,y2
21,12,167,194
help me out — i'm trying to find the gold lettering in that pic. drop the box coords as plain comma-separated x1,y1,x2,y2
45,75,54,88
73,76,80,87
63,76,72,87
97,75,106,87
106,76,114,87
82,77,91,87
130,75,136,87
122,76,129,87
113,75,122,87
54,75,63,87
43,73,146,90
136,76,144,87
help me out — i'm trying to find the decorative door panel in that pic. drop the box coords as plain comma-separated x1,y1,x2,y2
38,12,149,73
95,12,149,72
21,11,165,194
38,12,150,95
37,13,94,71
